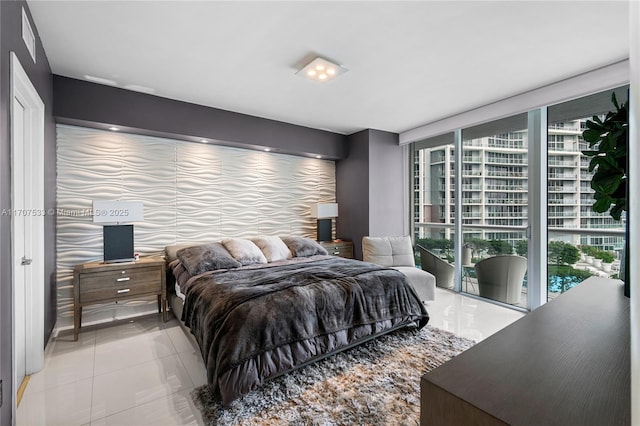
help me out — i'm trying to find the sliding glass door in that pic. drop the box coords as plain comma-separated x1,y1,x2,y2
460,116,529,308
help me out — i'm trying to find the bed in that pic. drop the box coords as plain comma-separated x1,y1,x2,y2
165,236,429,405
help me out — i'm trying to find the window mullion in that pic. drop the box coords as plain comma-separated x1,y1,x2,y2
527,108,548,310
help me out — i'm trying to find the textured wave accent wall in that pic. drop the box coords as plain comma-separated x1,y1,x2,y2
56,125,336,327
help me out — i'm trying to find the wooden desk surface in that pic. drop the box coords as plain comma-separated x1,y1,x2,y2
421,277,630,426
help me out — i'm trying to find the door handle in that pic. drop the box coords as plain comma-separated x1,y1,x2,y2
21,257,32,266
116,277,130,282
116,288,131,294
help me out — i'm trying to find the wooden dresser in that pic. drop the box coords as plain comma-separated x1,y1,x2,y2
421,277,630,425
73,257,166,340
319,240,354,259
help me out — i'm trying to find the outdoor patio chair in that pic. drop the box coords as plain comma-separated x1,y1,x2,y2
474,255,527,304
417,245,454,289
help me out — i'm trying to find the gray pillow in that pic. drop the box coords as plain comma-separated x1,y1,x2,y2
176,242,242,276
281,237,328,257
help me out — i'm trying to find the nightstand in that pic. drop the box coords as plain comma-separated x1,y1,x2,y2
320,241,354,259
73,257,166,341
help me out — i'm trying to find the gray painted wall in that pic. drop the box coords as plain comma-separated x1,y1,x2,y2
368,130,406,237
53,76,348,160
1,0,56,423
336,129,406,260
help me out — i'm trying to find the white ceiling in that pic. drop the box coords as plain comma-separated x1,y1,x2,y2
27,1,629,135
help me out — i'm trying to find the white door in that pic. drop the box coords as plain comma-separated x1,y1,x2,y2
10,52,45,404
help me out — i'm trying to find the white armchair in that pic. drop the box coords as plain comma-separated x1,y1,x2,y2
362,236,436,302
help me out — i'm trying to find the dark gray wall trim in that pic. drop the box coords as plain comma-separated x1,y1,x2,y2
336,130,370,259
1,1,56,423
53,76,347,160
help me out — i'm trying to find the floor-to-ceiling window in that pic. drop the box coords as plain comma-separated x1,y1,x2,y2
411,86,628,311
546,88,627,302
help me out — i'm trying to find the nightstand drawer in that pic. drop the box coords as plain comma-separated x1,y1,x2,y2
329,245,352,257
79,266,161,303
80,281,161,304
320,241,354,259
79,266,161,292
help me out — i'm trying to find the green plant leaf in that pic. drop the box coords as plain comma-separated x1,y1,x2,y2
582,128,602,142
591,174,621,195
611,92,620,110
610,203,624,221
593,198,611,212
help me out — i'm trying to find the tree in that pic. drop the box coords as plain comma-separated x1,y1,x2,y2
487,239,513,255
548,241,582,293
548,241,580,266
415,238,453,253
515,240,528,257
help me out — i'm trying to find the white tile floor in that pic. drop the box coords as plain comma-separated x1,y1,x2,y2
18,288,525,426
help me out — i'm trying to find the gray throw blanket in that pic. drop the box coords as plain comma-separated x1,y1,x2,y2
182,256,429,405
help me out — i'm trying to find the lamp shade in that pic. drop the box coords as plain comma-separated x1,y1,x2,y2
310,203,338,219
93,200,144,224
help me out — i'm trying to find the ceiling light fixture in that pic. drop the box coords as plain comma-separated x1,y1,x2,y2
108,126,119,131
297,57,347,83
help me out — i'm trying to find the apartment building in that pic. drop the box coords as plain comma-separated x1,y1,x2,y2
414,120,625,252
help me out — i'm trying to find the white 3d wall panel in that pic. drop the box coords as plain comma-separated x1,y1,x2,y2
56,125,335,328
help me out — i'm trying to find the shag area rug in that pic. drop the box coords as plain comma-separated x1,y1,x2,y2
191,326,475,425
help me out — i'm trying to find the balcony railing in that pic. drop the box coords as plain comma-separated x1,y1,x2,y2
485,158,526,165
548,160,578,167
485,185,528,191
548,211,576,217
549,173,577,179
548,199,577,205
486,199,527,205
485,171,527,178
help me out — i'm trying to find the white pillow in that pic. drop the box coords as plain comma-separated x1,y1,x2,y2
221,238,267,265
251,236,292,262
362,236,415,267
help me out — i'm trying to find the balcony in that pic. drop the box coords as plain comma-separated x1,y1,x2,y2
549,173,577,179
549,186,576,193
548,160,578,167
485,185,528,191
486,199,527,205
548,198,577,205
463,156,482,163
548,211,576,218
